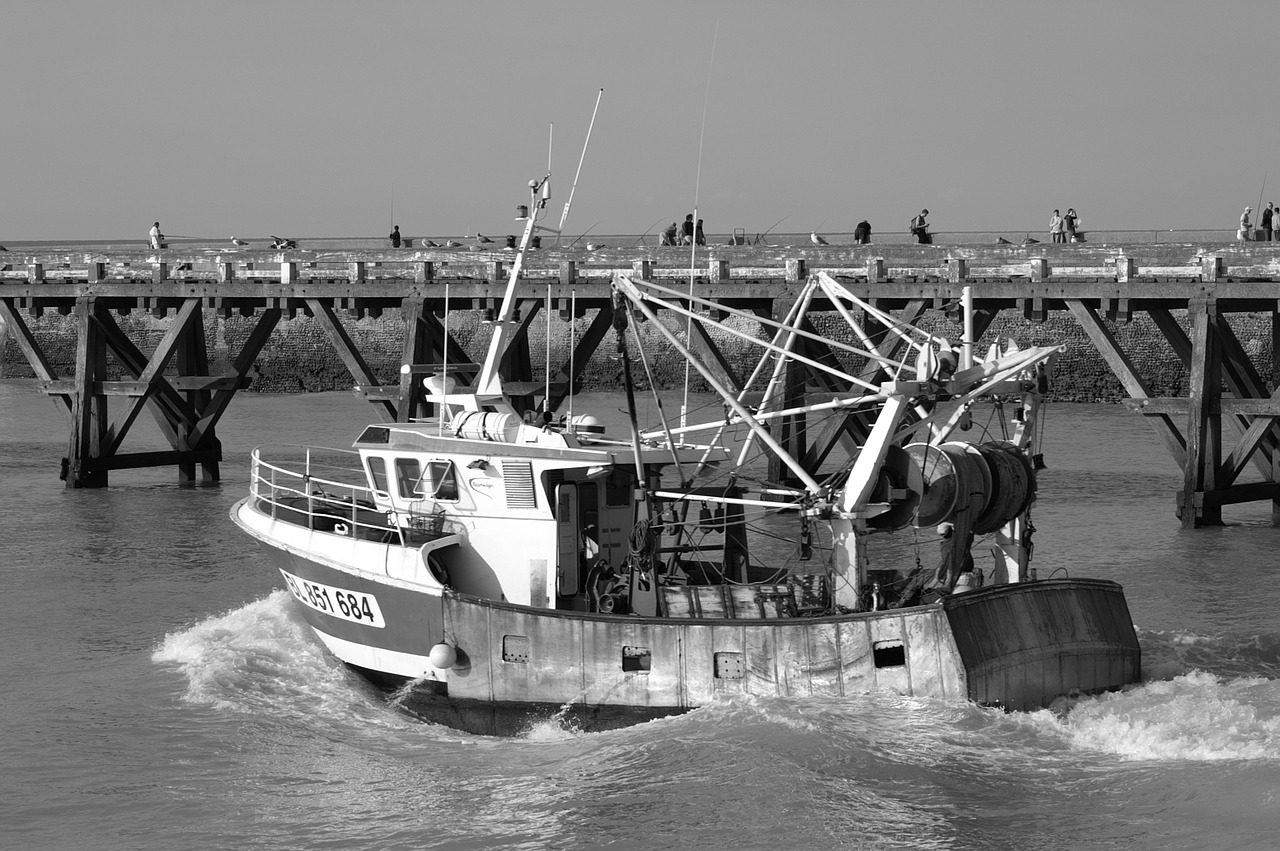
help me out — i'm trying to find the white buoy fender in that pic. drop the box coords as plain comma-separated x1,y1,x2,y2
429,643,457,669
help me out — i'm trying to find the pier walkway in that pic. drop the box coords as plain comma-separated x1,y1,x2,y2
4,242,1280,528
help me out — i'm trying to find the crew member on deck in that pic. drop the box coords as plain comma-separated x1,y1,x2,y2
389,225,402,248
892,521,974,608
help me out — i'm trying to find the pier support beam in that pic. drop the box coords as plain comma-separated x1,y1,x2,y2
1180,299,1223,527
67,297,109,488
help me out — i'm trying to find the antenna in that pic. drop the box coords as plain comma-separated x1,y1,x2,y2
557,88,604,241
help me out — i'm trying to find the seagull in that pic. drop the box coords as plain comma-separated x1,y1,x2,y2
444,240,463,248
474,233,494,244
586,242,607,251
996,237,1012,245
1021,234,1040,246
230,237,248,246
424,239,440,248
810,231,828,246
0,244,7,251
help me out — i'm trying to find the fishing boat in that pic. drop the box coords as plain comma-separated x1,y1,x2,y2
231,172,1140,736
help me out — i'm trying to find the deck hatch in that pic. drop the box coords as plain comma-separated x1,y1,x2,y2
501,634,530,663
714,651,744,679
502,461,537,509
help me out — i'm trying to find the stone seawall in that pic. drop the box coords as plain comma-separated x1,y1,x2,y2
3,309,1271,402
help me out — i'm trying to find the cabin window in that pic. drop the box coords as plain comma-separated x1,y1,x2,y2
502,635,530,664
356,425,390,444
873,640,906,668
622,646,651,673
367,457,390,496
395,458,422,499
714,652,744,679
424,460,459,500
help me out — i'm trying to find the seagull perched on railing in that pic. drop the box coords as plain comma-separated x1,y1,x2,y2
424,239,440,247
230,237,248,246
474,233,494,244
444,240,463,248
810,231,828,246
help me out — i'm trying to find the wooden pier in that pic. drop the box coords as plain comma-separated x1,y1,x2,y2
4,243,1280,528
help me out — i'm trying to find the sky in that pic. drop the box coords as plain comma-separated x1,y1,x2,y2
4,0,1279,241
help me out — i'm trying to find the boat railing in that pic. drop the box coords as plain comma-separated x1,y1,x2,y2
248,445,408,545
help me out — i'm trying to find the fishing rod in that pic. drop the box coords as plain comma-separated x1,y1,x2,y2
682,19,719,432
633,217,665,247
565,221,599,249
754,214,789,244
1257,168,1268,229
557,88,604,244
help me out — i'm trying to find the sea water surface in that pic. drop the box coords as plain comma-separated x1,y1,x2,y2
3,383,1280,850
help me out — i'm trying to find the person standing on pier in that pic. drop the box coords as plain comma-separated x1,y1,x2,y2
1264,204,1275,242
149,222,164,250
389,225,402,248
909,209,931,244
1239,207,1253,241
1049,209,1064,244
695,219,706,246
1063,208,1079,242
660,222,678,246
854,220,871,244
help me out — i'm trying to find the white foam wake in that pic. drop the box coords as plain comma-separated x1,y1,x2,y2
1047,671,1280,761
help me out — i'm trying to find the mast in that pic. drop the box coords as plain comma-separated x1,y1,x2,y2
468,93,603,408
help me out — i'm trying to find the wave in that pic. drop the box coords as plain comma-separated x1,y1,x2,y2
152,591,418,735
1042,671,1280,761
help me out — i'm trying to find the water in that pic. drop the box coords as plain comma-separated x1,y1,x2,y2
3,383,1280,850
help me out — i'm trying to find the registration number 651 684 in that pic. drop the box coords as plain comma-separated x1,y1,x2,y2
280,569,386,629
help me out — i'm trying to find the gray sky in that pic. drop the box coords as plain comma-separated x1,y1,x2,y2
3,0,1276,241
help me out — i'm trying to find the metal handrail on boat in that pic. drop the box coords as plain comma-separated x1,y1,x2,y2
248,445,414,546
